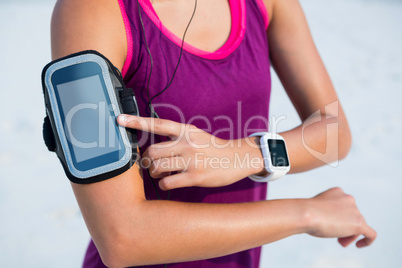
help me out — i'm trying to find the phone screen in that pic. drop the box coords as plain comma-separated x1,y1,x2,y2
52,62,125,172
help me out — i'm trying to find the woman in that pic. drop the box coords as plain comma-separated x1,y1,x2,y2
51,0,376,267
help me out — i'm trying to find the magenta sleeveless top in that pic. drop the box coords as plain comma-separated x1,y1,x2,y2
84,0,272,267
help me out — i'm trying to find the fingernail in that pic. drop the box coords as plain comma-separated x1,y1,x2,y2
119,114,127,122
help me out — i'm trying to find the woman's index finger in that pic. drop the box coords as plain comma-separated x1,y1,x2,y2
118,114,183,137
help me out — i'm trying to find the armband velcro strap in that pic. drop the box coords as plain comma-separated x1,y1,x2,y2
119,88,139,116
43,116,56,152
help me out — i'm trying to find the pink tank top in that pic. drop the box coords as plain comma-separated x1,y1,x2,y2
84,0,272,267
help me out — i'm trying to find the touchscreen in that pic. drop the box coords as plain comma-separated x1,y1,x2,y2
56,75,121,164
267,139,289,167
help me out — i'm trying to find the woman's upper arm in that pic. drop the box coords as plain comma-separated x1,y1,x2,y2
51,0,147,260
51,0,127,67
265,0,343,121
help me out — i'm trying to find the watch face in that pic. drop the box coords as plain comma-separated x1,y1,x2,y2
267,139,289,167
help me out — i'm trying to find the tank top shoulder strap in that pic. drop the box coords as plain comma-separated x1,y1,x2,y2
116,0,141,78
252,0,269,29
116,0,269,78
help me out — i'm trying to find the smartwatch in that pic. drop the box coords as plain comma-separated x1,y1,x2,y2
249,132,290,182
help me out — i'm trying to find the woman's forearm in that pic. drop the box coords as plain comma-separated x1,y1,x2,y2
280,111,352,174
78,188,307,267
72,168,375,268
118,114,351,189
239,110,351,177
72,170,306,267
125,199,307,266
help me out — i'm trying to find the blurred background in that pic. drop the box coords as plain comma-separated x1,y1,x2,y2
0,0,401,267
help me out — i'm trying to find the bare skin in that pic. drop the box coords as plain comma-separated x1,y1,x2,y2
51,0,376,267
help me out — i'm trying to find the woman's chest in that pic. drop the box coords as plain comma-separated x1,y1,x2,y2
151,0,232,52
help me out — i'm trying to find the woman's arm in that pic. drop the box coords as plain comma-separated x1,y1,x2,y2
73,168,309,266
266,0,352,172
74,171,375,267
51,0,374,267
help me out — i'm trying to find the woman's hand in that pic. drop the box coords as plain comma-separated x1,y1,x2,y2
305,187,377,248
118,114,265,190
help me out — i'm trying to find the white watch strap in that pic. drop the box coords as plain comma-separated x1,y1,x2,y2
248,132,289,183
248,169,287,182
249,132,283,139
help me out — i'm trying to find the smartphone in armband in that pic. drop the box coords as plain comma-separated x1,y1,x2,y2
41,50,139,184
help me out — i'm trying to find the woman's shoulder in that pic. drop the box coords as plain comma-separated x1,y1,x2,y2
260,0,305,26
258,0,277,25
51,0,127,70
